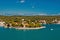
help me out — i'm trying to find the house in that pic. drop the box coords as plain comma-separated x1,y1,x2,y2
52,19,60,24
22,21,29,27
39,20,46,24
57,20,60,24
52,19,58,23
0,21,5,26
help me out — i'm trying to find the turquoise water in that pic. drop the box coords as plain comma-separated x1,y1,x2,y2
0,24,60,40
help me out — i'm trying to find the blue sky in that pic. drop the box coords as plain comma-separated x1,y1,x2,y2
0,0,60,15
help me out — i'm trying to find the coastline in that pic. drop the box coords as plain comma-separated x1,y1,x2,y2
10,26,46,30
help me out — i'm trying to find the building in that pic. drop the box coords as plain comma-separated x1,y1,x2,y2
39,20,46,24
57,20,60,24
0,21,5,26
52,19,58,23
52,19,60,24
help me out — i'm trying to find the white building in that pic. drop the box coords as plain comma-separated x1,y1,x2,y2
0,21,5,26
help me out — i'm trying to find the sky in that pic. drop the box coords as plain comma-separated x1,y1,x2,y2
0,0,60,16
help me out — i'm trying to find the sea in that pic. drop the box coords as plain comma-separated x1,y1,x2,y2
0,24,60,40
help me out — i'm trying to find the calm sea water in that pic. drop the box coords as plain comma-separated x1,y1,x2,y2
0,24,60,40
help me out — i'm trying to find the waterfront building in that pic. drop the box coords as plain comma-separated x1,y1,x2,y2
39,20,46,24
52,19,58,24
57,20,60,24
0,21,5,26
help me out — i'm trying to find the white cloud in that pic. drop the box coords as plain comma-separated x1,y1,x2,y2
38,13,48,15
32,13,48,16
34,13,60,16
49,13,60,16
57,13,60,15
20,0,25,3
